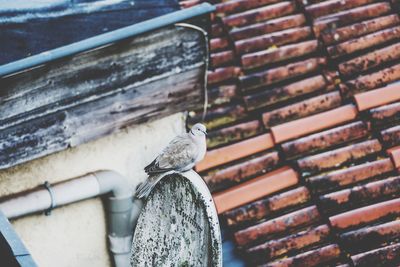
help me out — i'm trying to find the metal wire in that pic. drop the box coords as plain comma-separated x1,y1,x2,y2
175,22,209,122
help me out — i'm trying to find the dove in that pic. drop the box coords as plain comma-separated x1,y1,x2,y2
135,123,207,199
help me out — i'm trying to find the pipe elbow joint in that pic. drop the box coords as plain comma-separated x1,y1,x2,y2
92,170,133,198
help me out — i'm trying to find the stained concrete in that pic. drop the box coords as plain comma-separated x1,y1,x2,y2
0,113,186,267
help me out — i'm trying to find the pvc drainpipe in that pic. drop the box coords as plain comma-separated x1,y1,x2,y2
0,170,142,267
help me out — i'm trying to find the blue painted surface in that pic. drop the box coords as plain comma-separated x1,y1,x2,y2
0,210,37,266
0,3,215,76
0,0,184,65
222,228,246,267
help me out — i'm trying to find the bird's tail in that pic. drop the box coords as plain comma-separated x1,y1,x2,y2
135,172,172,199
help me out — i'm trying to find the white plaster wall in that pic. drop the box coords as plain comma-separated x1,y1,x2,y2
0,113,186,267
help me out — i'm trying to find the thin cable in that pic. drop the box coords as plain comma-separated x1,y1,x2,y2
175,22,209,121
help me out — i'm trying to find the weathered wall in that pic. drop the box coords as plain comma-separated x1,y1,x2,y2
0,113,186,267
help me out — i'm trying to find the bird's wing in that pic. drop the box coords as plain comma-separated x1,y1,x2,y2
145,134,198,174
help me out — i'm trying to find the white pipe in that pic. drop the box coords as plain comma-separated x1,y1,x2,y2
0,173,101,219
0,170,139,267
0,188,53,219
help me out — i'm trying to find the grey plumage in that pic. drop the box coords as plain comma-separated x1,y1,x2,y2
135,123,207,199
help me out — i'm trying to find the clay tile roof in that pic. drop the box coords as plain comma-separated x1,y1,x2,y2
181,0,400,265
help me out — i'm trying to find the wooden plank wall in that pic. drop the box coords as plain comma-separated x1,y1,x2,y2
0,24,208,169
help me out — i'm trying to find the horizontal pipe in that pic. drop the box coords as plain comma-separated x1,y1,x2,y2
0,170,139,267
0,173,100,219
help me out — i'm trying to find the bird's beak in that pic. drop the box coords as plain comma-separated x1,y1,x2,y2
202,130,207,136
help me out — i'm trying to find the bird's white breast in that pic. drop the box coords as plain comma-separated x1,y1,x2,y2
195,135,207,163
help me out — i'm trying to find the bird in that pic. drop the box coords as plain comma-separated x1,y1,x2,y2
135,123,207,199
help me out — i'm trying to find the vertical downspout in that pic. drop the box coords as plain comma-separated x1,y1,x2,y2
0,170,142,267
93,171,143,267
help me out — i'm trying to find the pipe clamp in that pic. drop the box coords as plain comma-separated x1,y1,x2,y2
43,181,57,216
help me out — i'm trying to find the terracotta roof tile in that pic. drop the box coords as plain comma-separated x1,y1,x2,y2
381,125,400,147
339,42,400,76
297,139,382,175
327,26,400,59
210,50,235,68
230,14,306,41
340,220,400,253
319,175,400,214
247,224,331,264
270,104,358,143
203,150,279,192
239,57,326,92
234,26,312,55
183,0,400,264
212,166,298,214
321,14,400,45
222,1,296,28
281,121,370,158
196,133,275,172
329,197,400,230
263,91,342,128
207,84,237,106
388,146,400,169
224,186,311,228
234,205,320,247
351,242,400,266
354,83,400,112
305,0,376,19
215,0,281,15
210,37,230,52
188,104,246,130
206,119,262,149
308,158,395,194
208,66,241,85
369,101,400,125
241,40,319,69
312,2,392,37
259,244,341,267
211,23,224,37
244,74,328,111
340,63,400,97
